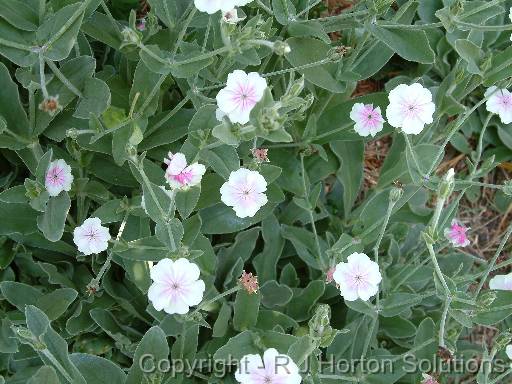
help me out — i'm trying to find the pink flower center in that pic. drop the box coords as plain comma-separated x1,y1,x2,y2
46,167,65,186
449,223,468,245
499,94,512,107
172,170,194,185
358,105,382,129
233,82,258,111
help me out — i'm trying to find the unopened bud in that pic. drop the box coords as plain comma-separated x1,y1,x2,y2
438,168,455,199
121,27,142,46
288,76,305,98
503,180,512,196
494,330,512,351
389,186,403,203
273,41,291,56
66,128,79,140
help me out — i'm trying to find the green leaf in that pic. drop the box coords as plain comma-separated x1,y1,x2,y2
37,3,85,60
213,330,259,360
176,186,201,218
37,192,71,242
369,24,435,64
126,326,169,384
199,145,239,180
454,39,483,75
188,104,218,132
74,78,111,119
272,0,296,25
0,62,30,142
27,366,60,384
24,305,87,384
233,290,261,331
70,353,126,384
0,0,38,31
260,280,293,309
285,37,345,93
330,140,364,217
380,293,423,317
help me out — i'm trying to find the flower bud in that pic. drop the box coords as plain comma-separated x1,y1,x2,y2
286,76,305,99
121,27,142,46
389,186,404,203
239,270,259,294
503,180,512,197
438,168,455,199
273,41,291,56
259,107,285,132
494,330,512,351
66,128,79,140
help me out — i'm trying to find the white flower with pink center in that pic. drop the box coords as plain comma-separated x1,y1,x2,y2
386,83,435,135
489,273,512,291
164,152,206,190
194,0,252,14
332,252,382,301
148,258,205,315
45,159,73,197
220,168,268,218
235,348,302,384
485,87,512,124
444,219,470,247
73,217,111,255
349,103,385,137
216,70,267,125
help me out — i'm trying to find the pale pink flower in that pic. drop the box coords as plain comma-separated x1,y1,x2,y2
332,253,382,301
194,0,252,14
235,348,302,384
148,258,205,315
444,219,470,247
386,83,435,134
349,103,385,137
73,218,111,255
216,70,267,124
485,87,512,124
489,273,512,291
45,159,74,197
164,152,206,190
220,168,268,218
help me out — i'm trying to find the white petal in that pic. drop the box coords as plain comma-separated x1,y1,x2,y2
167,153,188,175
182,279,205,306
148,283,171,311
164,296,190,315
150,259,175,283
489,274,512,290
235,353,264,383
506,345,512,360
173,258,201,282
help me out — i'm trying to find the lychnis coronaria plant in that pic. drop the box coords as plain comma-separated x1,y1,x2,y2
1,0,512,383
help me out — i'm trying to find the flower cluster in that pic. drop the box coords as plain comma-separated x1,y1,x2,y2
349,83,436,137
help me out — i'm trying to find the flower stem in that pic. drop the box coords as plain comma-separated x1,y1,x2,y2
171,7,197,58
87,212,129,293
190,286,241,316
300,154,324,269
403,132,424,182
45,59,83,98
373,197,396,306
38,53,49,99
